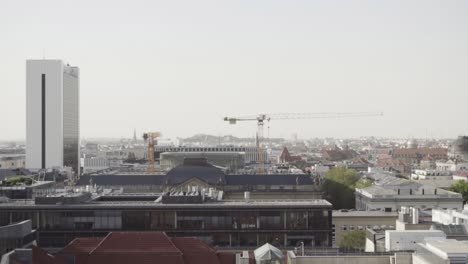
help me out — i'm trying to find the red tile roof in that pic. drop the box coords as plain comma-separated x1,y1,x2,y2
91,232,180,254
86,254,185,264
171,237,221,264
49,232,235,264
216,252,236,264
60,237,102,254
393,148,448,157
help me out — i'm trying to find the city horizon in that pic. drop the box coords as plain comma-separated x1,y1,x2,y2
2,1,468,140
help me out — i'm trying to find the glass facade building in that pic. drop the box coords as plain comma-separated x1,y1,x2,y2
0,199,332,248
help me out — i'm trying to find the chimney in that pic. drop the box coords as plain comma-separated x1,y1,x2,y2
244,192,250,202
411,207,419,224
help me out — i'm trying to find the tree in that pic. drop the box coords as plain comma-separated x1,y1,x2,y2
449,180,468,203
355,178,373,189
322,168,360,209
339,230,366,251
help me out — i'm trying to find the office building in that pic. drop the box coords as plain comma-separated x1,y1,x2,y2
0,191,332,248
26,60,80,176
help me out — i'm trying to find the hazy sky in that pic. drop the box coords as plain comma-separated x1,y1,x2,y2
1,0,467,140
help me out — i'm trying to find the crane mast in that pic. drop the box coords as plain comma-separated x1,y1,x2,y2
143,132,162,174
223,111,383,173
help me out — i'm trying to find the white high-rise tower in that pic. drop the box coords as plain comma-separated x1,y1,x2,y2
26,60,80,176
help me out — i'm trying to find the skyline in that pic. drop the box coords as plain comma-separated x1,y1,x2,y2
1,0,468,140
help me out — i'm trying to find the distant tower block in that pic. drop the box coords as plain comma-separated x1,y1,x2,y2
133,128,137,142
451,136,468,160
407,139,418,149
26,60,80,176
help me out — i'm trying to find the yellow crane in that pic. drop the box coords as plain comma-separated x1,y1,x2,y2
223,112,383,173
143,132,162,174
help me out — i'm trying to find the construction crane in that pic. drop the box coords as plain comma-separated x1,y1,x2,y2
223,112,383,173
143,132,162,174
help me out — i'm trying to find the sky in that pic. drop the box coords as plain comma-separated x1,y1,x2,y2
1,0,467,140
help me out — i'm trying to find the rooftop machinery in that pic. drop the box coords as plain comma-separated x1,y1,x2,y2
223,112,383,173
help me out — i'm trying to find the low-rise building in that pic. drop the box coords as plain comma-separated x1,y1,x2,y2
332,210,397,247
0,220,36,256
0,190,332,249
78,159,322,199
375,159,411,175
392,148,448,165
413,238,468,264
160,152,245,172
385,229,446,252
411,169,452,180
0,156,25,170
82,157,110,173
453,171,468,182
287,251,413,264
0,180,54,199
355,182,463,212
436,159,468,172
156,145,265,165
1,231,236,264
432,205,468,231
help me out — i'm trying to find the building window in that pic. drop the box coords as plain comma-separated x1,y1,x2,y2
341,225,348,231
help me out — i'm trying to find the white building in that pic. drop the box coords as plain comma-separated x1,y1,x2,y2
355,183,463,212
432,205,468,231
385,230,446,251
436,160,468,172
453,171,468,182
26,60,80,176
411,169,452,180
413,238,468,264
83,157,110,173
0,156,25,169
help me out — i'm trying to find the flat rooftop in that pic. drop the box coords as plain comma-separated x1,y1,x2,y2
333,210,398,217
0,196,332,209
356,185,461,198
425,238,468,254
0,180,54,189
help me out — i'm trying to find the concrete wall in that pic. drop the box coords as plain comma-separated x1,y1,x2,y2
385,230,445,251
0,220,32,238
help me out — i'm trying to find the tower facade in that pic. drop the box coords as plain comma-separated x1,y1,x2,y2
26,60,80,176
